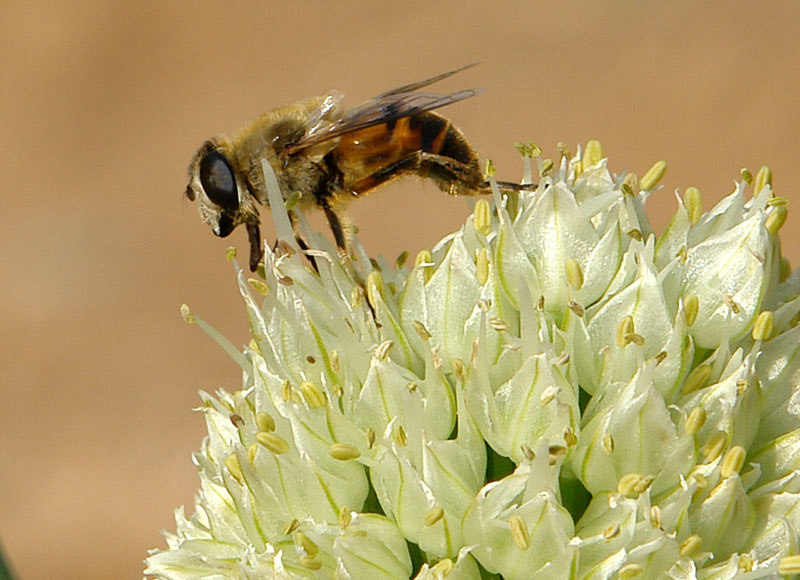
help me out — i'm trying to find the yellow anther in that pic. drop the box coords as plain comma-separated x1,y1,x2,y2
395,250,409,269
640,160,667,191
740,167,754,185
424,506,445,526
723,294,741,314
684,187,703,224
256,431,290,454
752,310,775,341
225,454,243,484
584,139,604,167
690,472,708,491
683,294,699,326
754,165,772,194
603,523,620,540
766,206,788,235
430,559,454,576
626,229,642,241
248,339,263,356
330,349,340,373
509,515,530,550
247,443,258,465
366,271,385,308
284,519,300,535
414,249,434,282
619,563,644,579
485,158,496,177
295,531,319,556
649,505,662,529
557,141,571,159
179,303,195,324
246,443,257,464
616,315,635,348
618,473,654,498
476,247,490,285
685,407,706,436
452,358,466,382
514,141,542,158
701,431,728,462
540,386,556,406
284,190,302,211
679,534,702,557
721,445,746,478
622,172,639,195
778,555,800,576
300,381,326,408
225,246,237,261
247,278,270,295
602,433,615,455
565,258,584,290
473,199,492,236
339,506,352,529
395,425,408,446
329,443,361,461
374,340,394,360
625,333,645,346
256,412,275,433
768,196,789,207
682,364,711,395
567,301,585,317
299,555,322,570
540,158,554,177
738,554,754,572
282,380,292,402
412,320,431,341
350,286,364,308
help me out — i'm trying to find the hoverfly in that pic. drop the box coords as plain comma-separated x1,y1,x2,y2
185,64,526,271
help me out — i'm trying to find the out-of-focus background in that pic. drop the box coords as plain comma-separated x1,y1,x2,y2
2,2,799,578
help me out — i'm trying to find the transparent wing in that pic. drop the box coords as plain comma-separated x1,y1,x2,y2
288,64,480,153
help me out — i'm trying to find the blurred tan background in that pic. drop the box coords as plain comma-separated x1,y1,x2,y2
2,2,799,578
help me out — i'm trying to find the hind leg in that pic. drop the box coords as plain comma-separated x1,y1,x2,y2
347,151,488,198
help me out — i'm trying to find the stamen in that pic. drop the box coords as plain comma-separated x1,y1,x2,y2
473,199,492,236
424,506,445,526
754,165,772,194
300,381,326,408
640,160,667,191
257,432,290,454
565,258,584,290
509,515,530,550
476,247,490,285
329,443,361,461
684,187,702,224
752,310,774,341
584,139,604,167
685,407,706,436
683,294,699,326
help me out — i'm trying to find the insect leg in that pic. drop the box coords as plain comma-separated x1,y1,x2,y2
246,222,263,272
345,152,478,196
321,205,348,251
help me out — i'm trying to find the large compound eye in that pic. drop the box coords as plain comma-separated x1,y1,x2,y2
199,151,238,210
